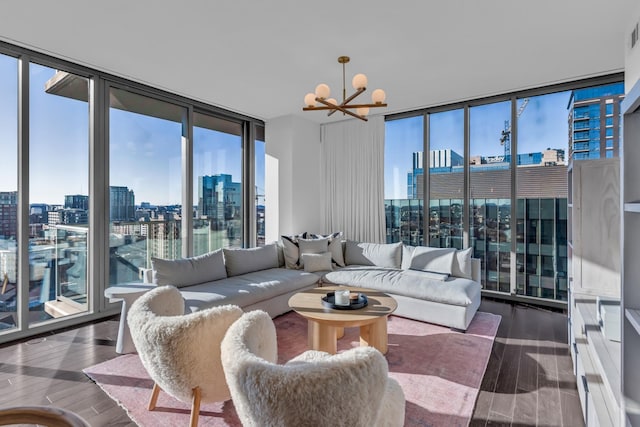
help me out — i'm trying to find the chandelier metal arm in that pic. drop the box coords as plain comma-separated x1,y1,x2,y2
327,87,367,117
316,98,368,121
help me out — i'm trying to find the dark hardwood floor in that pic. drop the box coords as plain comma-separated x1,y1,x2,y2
471,299,584,427
0,298,584,426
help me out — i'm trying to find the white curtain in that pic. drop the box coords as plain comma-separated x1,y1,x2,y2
321,115,386,243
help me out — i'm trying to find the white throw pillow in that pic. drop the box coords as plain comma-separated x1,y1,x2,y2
152,249,227,288
301,252,333,272
298,237,329,266
451,247,473,279
409,246,456,276
307,232,345,267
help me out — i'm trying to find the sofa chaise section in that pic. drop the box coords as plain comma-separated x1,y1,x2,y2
144,243,321,318
317,241,482,330
178,268,320,316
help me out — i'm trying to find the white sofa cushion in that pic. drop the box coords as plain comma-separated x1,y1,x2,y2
151,249,227,288
179,268,321,312
401,245,416,270
223,244,279,277
345,240,403,269
322,266,480,307
409,246,456,276
452,247,474,279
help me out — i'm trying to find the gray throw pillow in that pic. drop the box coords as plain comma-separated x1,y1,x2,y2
223,243,279,277
409,246,456,276
298,237,329,254
344,240,403,269
151,248,227,288
301,252,333,272
281,233,307,269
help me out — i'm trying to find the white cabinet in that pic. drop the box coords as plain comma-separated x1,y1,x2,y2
570,158,621,298
568,138,621,427
622,78,640,426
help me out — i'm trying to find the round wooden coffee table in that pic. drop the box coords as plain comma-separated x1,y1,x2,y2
288,286,397,355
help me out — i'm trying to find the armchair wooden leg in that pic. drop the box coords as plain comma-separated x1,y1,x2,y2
190,386,201,427
148,383,162,410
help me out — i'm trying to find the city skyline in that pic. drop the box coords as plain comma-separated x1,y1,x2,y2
384,91,572,199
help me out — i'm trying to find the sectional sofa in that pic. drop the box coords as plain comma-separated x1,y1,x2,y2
143,237,482,331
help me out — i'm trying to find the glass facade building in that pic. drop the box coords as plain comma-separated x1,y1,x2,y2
568,83,624,160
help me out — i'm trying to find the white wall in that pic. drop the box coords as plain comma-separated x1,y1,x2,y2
625,3,640,91
264,115,323,242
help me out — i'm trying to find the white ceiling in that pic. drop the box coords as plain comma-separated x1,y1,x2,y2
0,0,635,124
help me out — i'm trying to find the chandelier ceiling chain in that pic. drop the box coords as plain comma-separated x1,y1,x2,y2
302,56,387,122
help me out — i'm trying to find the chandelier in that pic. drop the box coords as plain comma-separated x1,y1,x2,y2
302,56,387,122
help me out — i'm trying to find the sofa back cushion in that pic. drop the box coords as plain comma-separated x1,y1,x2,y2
409,246,456,276
401,245,416,270
152,249,227,288
223,243,279,277
451,247,474,279
345,240,402,269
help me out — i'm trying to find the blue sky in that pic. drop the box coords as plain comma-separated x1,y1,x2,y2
0,53,572,204
0,59,261,206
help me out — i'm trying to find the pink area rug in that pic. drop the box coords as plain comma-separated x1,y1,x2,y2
84,311,500,427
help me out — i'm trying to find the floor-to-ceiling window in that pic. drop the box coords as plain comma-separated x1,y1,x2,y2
0,53,17,331
192,113,243,255
29,64,90,323
109,88,186,286
384,115,424,245
255,125,266,246
515,93,570,300
429,109,464,250
384,76,622,304
0,41,264,343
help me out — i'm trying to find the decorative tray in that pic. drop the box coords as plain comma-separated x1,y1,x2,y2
321,292,368,310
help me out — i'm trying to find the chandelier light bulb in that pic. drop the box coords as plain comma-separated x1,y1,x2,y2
352,73,368,90
304,93,317,107
315,83,330,100
372,89,386,104
326,98,338,106
357,107,370,116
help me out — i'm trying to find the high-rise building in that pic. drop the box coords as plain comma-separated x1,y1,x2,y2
0,192,17,239
110,186,135,221
197,174,241,228
568,83,624,160
65,194,89,210
29,203,50,225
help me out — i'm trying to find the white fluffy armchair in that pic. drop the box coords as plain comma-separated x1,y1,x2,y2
127,285,243,427
221,310,405,427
